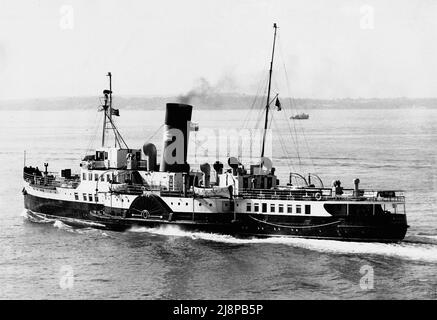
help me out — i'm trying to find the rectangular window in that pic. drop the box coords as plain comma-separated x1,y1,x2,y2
88,173,92,180
270,204,275,213
262,203,267,213
83,193,87,201
107,174,111,182
94,174,99,181
95,194,99,202
254,203,259,212
305,205,311,215
88,194,93,202
287,204,293,213
246,203,251,212
74,193,79,200
100,175,104,181
82,173,86,180
278,204,284,213
296,205,302,214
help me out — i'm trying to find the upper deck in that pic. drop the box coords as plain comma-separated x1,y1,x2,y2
23,168,404,204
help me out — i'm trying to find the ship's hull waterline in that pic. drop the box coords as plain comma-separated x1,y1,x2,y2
24,193,408,242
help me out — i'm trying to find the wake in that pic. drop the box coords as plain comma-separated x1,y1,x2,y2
23,210,437,263
129,225,437,264
22,210,109,237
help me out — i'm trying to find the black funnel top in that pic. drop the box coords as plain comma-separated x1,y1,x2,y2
160,103,193,173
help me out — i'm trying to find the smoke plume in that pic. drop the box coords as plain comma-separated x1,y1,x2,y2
177,74,240,106
178,77,216,104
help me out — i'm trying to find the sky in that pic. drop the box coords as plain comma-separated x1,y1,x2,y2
0,0,436,99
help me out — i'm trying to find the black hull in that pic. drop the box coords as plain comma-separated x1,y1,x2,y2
24,193,408,242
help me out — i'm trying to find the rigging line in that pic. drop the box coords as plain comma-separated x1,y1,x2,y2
109,118,123,148
272,97,300,168
282,90,313,174
254,76,272,130
275,36,300,147
299,120,317,174
254,105,266,130
272,119,293,171
272,115,294,173
276,35,305,171
286,105,302,170
115,127,127,149
254,91,268,130
264,109,294,173
249,105,267,163
145,124,164,143
284,106,302,170
244,58,271,123
242,77,265,127
106,114,129,149
242,76,269,129
276,36,316,174
114,131,122,149
270,69,302,161
84,110,102,155
278,88,301,162
255,106,271,156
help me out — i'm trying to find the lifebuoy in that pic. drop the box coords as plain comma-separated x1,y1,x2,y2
315,192,322,201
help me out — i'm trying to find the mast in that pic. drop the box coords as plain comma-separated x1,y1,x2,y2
100,72,129,149
261,23,278,158
101,72,113,148
108,72,114,147
101,94,108,147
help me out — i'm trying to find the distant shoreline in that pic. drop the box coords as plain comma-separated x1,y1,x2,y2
0,95,436,111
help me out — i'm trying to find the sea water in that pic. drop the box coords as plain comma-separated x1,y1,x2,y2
0,106,436,299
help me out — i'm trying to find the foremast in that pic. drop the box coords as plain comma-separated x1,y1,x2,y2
101,72,128,149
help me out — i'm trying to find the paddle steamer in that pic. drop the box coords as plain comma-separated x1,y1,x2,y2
22,24,408,241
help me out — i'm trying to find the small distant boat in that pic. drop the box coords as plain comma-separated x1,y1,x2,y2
290,113,309,120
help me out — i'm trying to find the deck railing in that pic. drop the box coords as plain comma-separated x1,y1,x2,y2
116,184,404,202
238,188,405,202
23,172,80,189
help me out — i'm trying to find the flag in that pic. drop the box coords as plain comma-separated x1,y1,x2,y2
111,108,120,116
275,97,281,111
